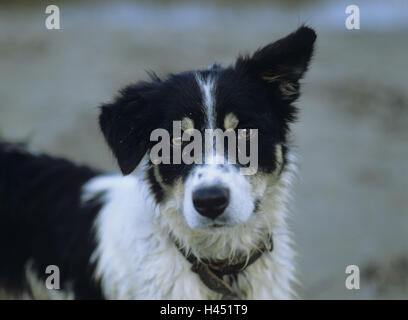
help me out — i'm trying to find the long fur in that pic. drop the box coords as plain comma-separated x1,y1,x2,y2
0,26,316,300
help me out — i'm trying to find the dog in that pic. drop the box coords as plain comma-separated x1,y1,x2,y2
0,26,316,299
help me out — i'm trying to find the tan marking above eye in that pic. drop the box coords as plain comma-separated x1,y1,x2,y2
181,117,194,131
224,113,239,130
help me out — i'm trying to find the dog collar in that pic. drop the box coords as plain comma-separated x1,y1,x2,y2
174,235,273,299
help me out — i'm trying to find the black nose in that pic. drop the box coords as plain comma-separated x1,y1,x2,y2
192,186,230,219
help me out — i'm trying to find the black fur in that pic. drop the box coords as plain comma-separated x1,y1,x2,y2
100,26,316,199
0,143,103,299
0,26,316,299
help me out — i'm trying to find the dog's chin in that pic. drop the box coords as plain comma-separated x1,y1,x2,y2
183,212,252,231
200,222,233,230
188,222,235,232
209,223,226,228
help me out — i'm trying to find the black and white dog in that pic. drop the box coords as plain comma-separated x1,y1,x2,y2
0,27,316,299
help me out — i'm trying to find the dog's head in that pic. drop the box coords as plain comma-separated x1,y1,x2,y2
99,27,316,245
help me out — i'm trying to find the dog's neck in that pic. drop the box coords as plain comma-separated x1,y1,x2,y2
173,233,273,298
86,168,296,299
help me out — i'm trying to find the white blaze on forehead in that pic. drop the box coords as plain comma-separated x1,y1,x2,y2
195,73,216,129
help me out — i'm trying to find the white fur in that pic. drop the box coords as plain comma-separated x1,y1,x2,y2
196,73,216,129
185,75,256,230
83,73,298,299
182,164,254,229
83,151,298,299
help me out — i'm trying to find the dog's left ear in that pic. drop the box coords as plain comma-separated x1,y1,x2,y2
236,26,316,101
99,81,160,175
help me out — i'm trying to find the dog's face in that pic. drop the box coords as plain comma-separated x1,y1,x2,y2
99,27,315,232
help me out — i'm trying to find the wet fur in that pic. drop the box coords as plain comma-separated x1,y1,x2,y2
0,27,315,299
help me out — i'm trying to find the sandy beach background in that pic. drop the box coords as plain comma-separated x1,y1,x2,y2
0,0,407,299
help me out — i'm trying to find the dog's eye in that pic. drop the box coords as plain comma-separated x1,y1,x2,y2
171,136,183,147
238,129,254,139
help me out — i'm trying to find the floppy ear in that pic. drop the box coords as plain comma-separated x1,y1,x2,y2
99,81,159,175
236,26,316,101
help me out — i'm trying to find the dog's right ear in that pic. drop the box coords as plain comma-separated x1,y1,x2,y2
235,26,316,102
99,81,159,175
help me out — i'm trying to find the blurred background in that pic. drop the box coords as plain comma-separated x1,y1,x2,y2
0,0,407,299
